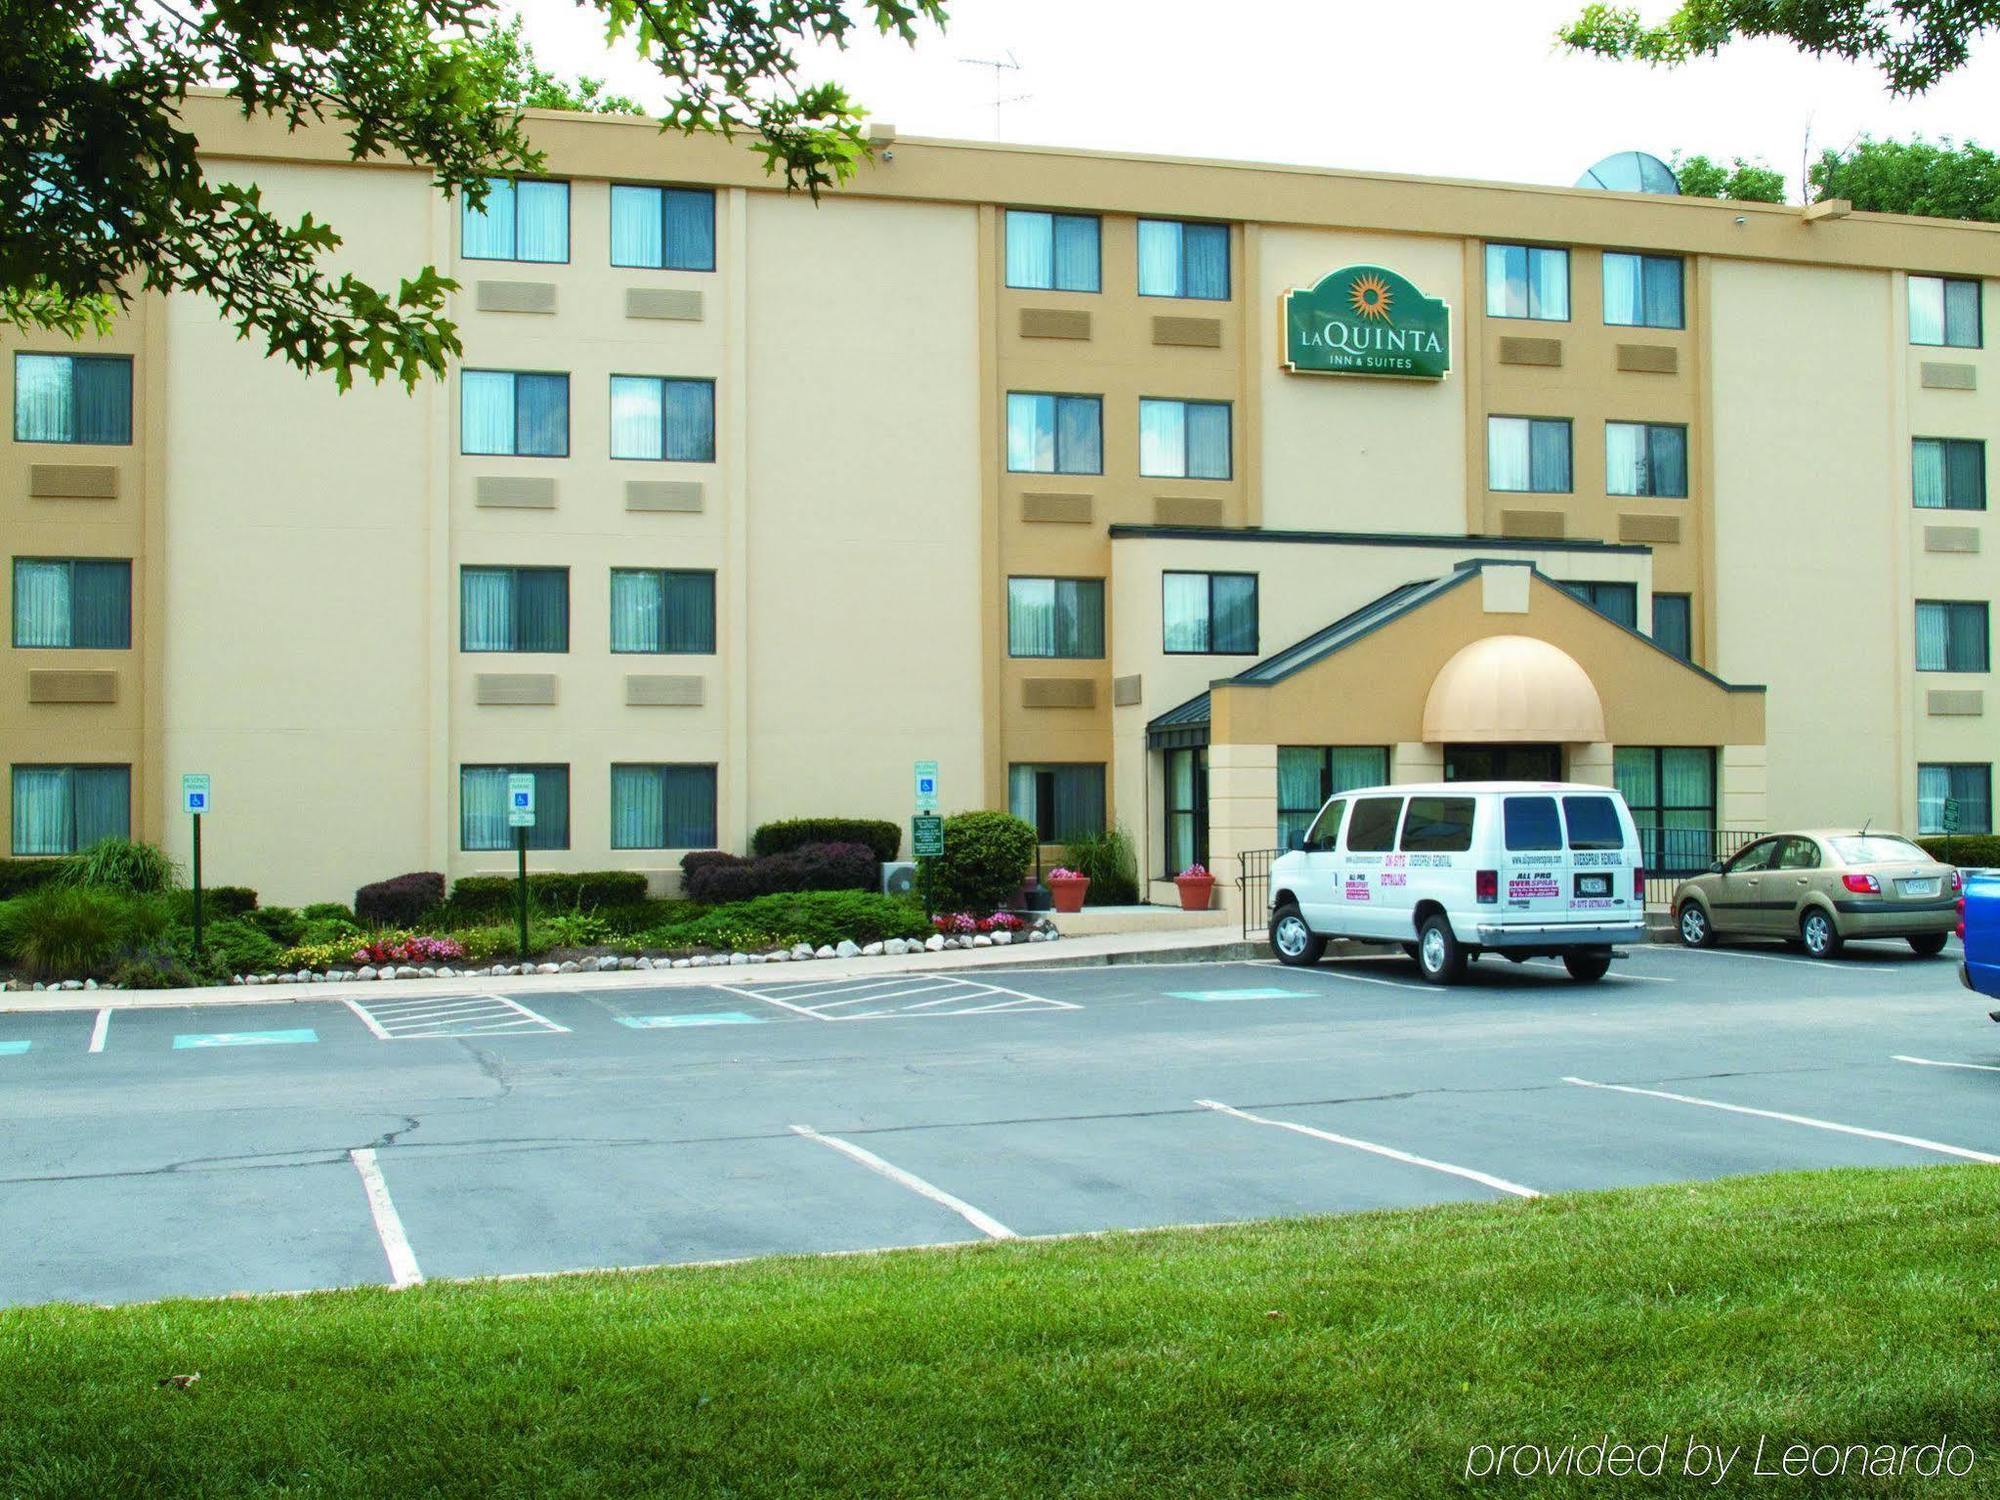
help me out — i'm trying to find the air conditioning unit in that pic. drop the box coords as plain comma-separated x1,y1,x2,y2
881,861,919,896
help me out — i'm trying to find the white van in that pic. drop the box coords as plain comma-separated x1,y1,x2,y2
1266,781,1647,984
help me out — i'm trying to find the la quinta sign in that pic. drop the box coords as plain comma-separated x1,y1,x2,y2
1282,265,1451,380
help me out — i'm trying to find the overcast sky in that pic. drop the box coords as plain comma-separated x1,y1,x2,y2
512,0,1996,200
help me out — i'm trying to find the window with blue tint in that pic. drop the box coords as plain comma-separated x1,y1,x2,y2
11,764,130,855
1913,438,1986,511
13,354,132,444
1006,577,1104,658
610,569,716,654
1137,219,1230,299
611,763,718,849
1602,252,1684,328
1139,398,1231,479
12,558,130,648
460,566,569,653
1502,796,1564,852
461,764,569,850
1005,392,1101,474
1605,421,1688,497
461,178,569,263
1004,210,1100,291
1916,600,1988,672
1561,795,1625,850
1651,593,1692,661
1486,416,1571,492
459,370,568,456
1560,580,1639,630
1919,763,1992,834
609,185,716,270
1485,244,1569,321
1007,763,1106,841
608,376,715,462
1162,571,1257,654
1909,275,1982,348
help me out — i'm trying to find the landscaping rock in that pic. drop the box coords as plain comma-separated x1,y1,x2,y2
671,958,690,969
83,978,97,991
814,945,836,959
925,934,945,952
972,934,993,948
592,956,615,972
883,938,907,956
791,943,814,961
993,931,1012,945
768,950,789,963
860,941,884,957
536,962,560,975
1027,930,1045,942
729,952,751,966
836,939,862,959
618,957,637,970
635,957,652,970
357,965,378,980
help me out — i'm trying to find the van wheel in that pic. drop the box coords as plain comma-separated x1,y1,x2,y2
1269,902,1325,967
1908,931,1949,957
1563,949,1612,982
1415,915,1466,985
1800,909,1843,960
1677,900,1714,948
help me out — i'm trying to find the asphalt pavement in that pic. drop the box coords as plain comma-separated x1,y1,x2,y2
3,937,1994,1307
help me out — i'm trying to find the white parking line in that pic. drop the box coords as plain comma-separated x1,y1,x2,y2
87,1007,110,1053
720,975,1077,1021
1894,1055,2000,1075
1650,946,1872,974
1564,1076,2000,1162
1195,1099,1540,1198
345,992,569,1040
349,1147,424,1288
789,1124,1016,1240
1516,961,1675,984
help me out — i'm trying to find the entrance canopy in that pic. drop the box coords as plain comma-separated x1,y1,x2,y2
1422,635,1605,744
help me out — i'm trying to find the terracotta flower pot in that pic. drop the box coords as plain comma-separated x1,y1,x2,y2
1175,874,1216,912
1047,875,1090,913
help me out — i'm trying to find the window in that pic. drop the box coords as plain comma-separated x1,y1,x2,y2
611,764,717,849
1302,798,1347,853
1916,600,1988,672
610,569,715,654
1909,275,1982,349
1831,834,1928,864
1006,393,1102,474
609,185,715,270
1004,210,1100,292
1728,838,1780,874
1562,794,1625,850
1602,252,1684,329
460,566,568,653
1400,797,1475,853
460,370,568,457
1503,796,1564,852
1344,796,1404,853
1137,219,1230,299
609,376,715,462
11,765,129,855
460,765,569,850
1560,580,1638,630
1487,416,1572,493
1139,399,1231,480
1008,763,1105,842
1913,438,1986,511
1774,836,1820,870
1485,244,1569,321
1651,593,1692,661
1919,764,1992,835
1277,747,1389,850
1162,572,1257,654
1164,747,1206,876
13,354,132,445
12,559,130,649
1606,422,1688,498
1615,746,1716,873
1006,578,1104,658
461,178,568,263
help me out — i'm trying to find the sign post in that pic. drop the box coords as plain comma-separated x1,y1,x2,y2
181,775,211,959
1944,796,1960,866
508,774,537,961
912,761,941,919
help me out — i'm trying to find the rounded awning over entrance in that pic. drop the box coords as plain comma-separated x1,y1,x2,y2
1422,635,1606,744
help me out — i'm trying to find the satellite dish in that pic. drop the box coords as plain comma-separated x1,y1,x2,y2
1575,151,1680,195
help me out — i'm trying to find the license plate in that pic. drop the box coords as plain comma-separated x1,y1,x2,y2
1576,874,1610,897
1897,877,1940,897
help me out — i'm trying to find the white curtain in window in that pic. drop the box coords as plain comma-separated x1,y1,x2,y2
610,186,662,267
460,768,509,851
1605,423,1646,497
1486,244,1526,318
1602,254,1641,325
1005,211,1053,289
611,765,666,848
1915,603,1949,670
1532,249,1569,319
11,767,69,855
461,177,515,259
1006,393,1054,472
1912,438,1947,507
514,181,568,262
1487,417,1530,491
1008,578,1055,656
12,561,69,647
1139,399,1185,477
610,376,663,459
1918,764,1950,833
1007,764,1038,827
460,569,514,652
1908,278,1946,345
610,570,663,653
1162,572,1208,652
1276,747,1323,848
1137,220,1179,296
460,371,514,454
14,355,71,442
1330,748,1386,792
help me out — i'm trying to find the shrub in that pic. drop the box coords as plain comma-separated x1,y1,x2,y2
277,939,365,972
1062,826,1140,906
300,913,363,946
63,837,180,894
599,898,702,937
111,946,209,990
541,912,610,948
447,870,652,921
682,853,763,906
171,886,258,922
755,841,879,895
918,811,1036,914
1916,835,2000,868
0,885,133,978
453,924,556,962
200,918,285,977
0,859,66,899
753,818,901,864
242,905,305,945
300,901,357,924
355,872,446,928
638,891,929,953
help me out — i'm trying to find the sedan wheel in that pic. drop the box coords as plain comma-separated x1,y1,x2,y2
1800,908,1843,960
1677,900,1713,948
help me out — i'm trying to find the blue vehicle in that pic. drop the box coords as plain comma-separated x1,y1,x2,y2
1958,872,2000,1021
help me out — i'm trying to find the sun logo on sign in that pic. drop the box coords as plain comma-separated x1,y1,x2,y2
1347,273,1394,322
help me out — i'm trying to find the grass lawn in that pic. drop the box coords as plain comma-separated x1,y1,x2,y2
4,1167,1998,1497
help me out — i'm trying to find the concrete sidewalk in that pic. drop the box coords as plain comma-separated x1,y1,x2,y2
0,922,1256,1014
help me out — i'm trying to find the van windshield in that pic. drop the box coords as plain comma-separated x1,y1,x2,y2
1562,795,1624,851
1503,796,1563,852
1302,800,1345,851
1345,797,1403,852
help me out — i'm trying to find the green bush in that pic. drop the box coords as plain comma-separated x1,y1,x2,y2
599,898,702,936
453,924,557,962
110,945,210,991
200,918,285,976
639,892,928,953
170,886,258,922
753,818,902,863
447,870,652,921
917,811,1035,914
0,860,67,899
299,913,364,946
300,901,357,924
1062,826,1140,906
1916,835,2000,867
62,837,180,894
243,906,305,945
541,912,610,948
0,885,136,978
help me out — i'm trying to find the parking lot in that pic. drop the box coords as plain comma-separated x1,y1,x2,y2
3,939,1996,1307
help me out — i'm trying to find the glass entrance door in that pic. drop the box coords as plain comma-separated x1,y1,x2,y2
1443,744,1562,782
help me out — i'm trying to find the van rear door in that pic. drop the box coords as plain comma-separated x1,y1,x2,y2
1561,792,1637,924
1499,794,1569,923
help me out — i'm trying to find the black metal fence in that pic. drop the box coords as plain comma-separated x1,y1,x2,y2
1236,849,1280,940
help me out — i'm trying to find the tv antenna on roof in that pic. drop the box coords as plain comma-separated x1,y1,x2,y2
958,51,1030,139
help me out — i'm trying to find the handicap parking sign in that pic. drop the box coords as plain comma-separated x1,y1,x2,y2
181,773,211,815
508,773,537,828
